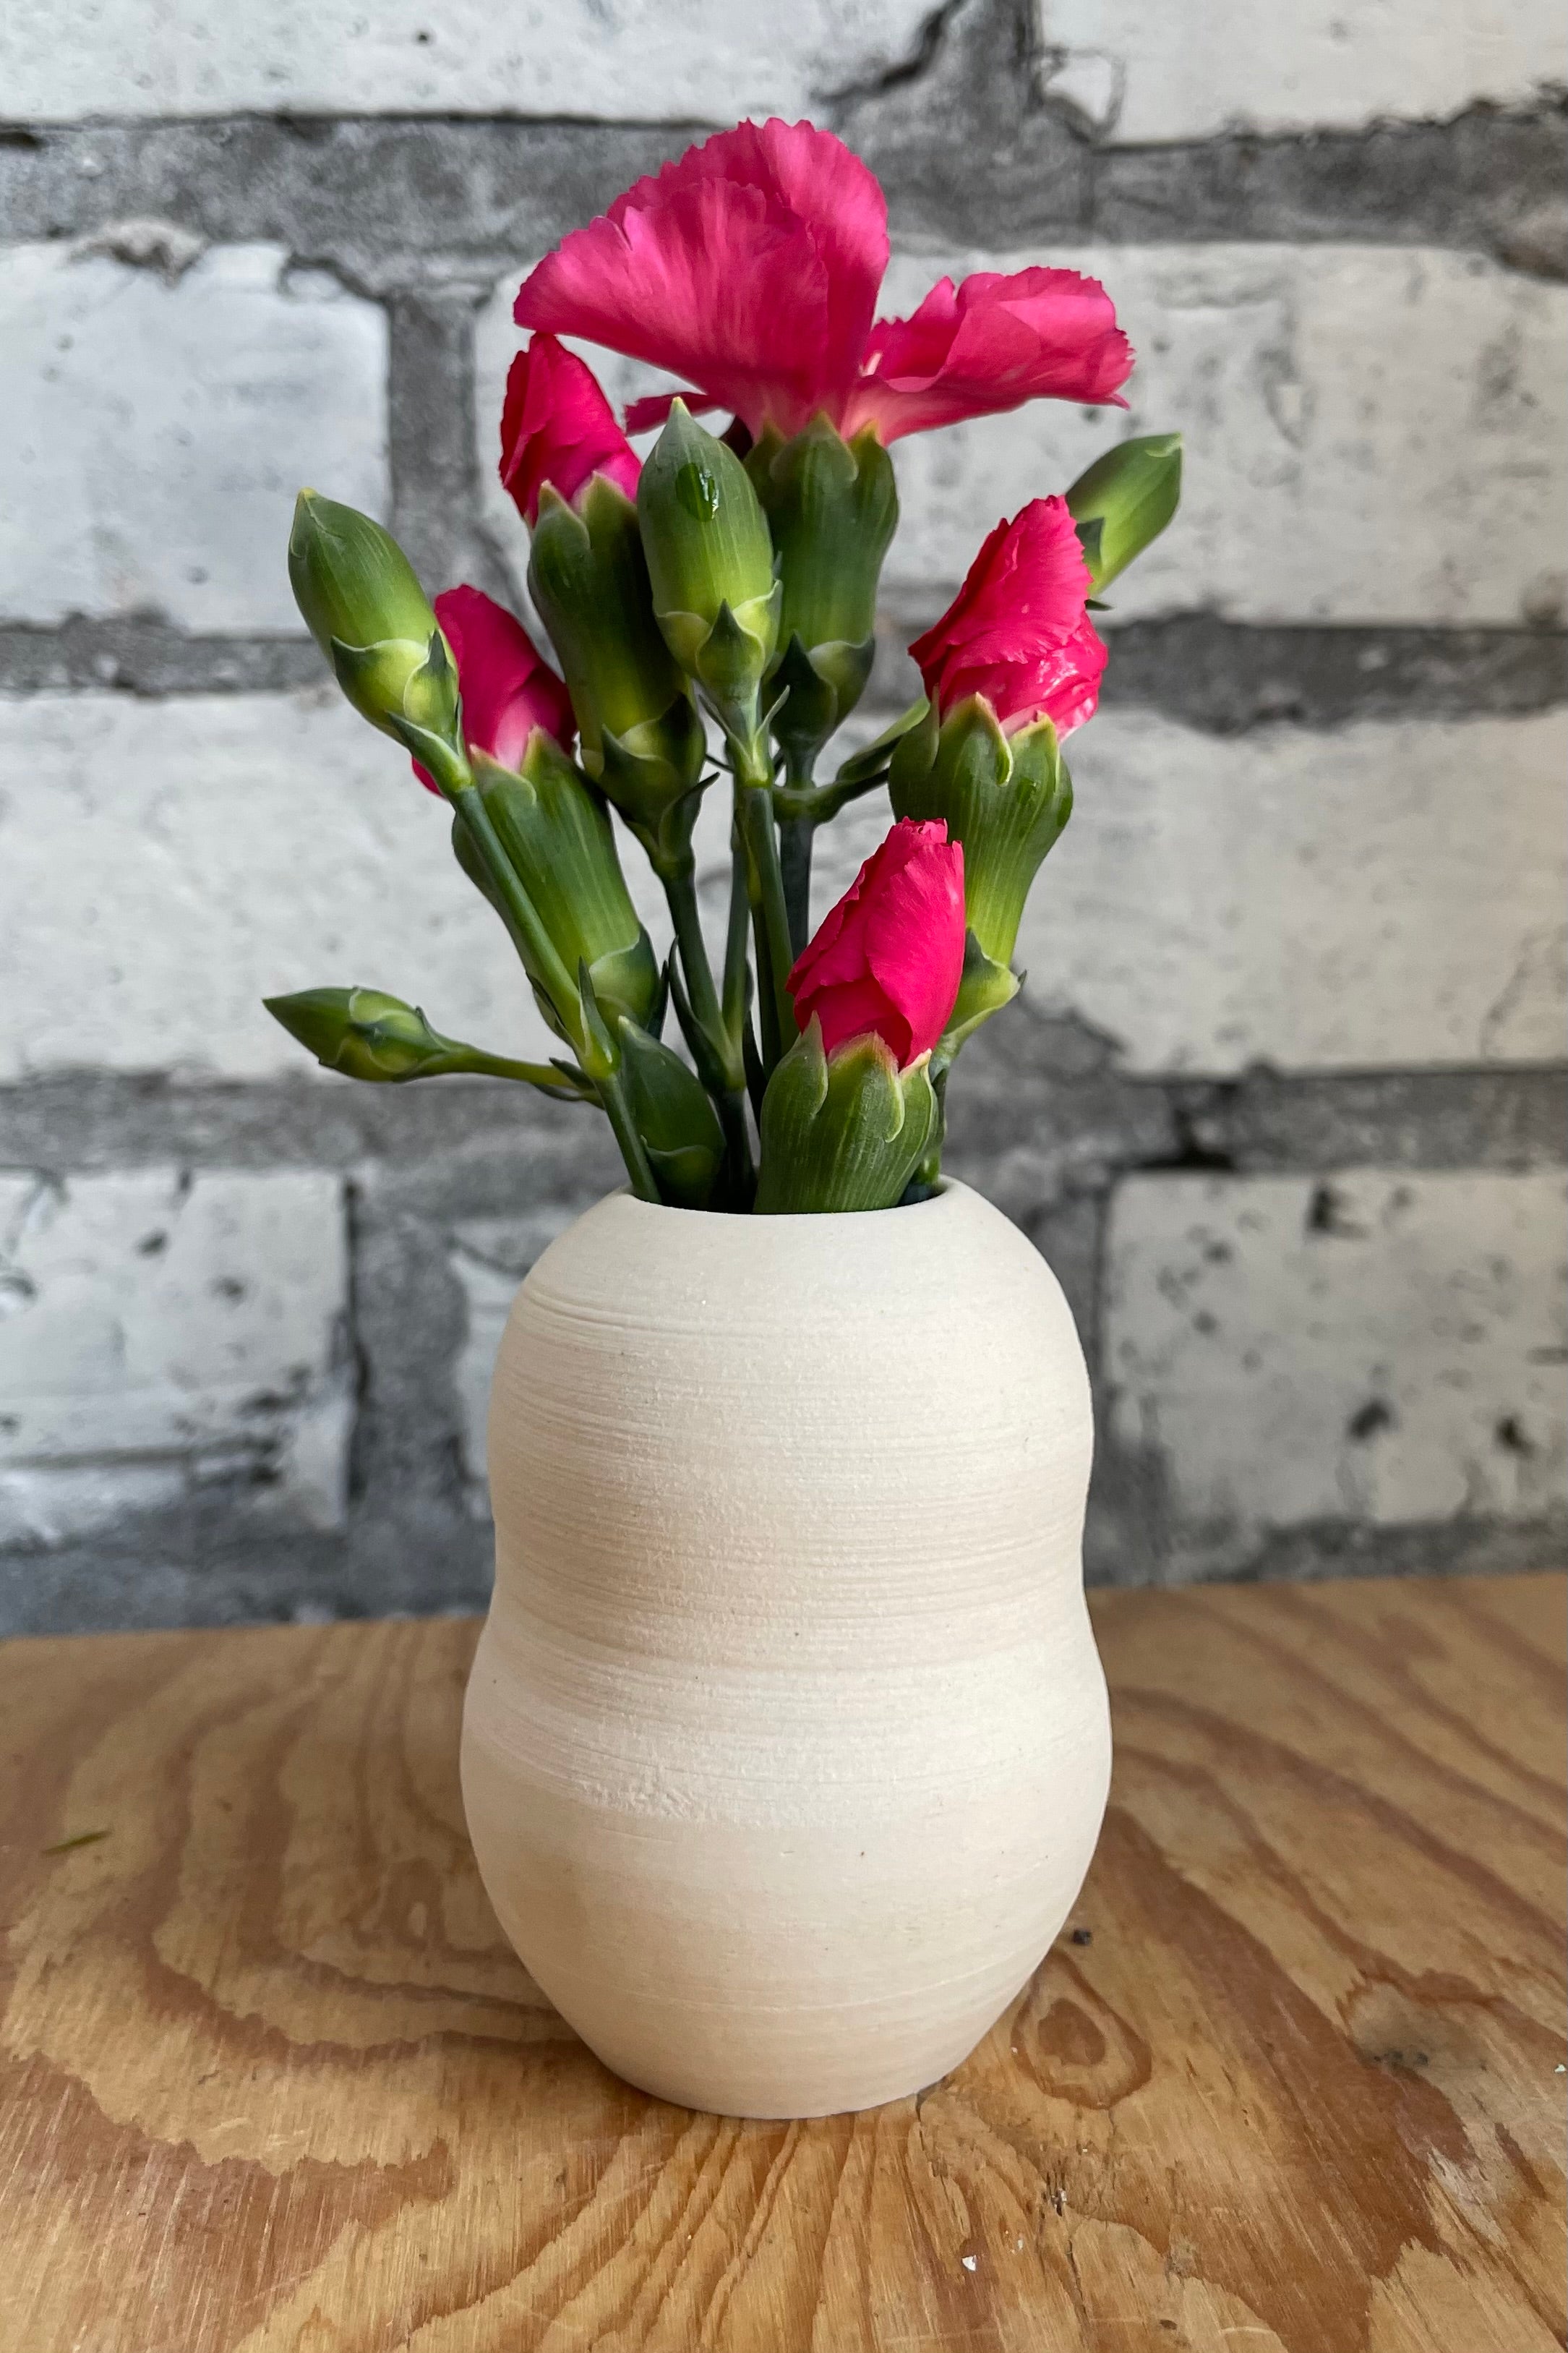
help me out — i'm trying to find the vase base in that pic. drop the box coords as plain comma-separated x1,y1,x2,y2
567,2003,1021,2122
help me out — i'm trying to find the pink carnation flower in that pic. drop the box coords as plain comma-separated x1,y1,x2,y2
514,120,1131,447
788,818,966,1067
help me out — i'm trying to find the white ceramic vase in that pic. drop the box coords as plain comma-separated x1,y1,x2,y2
460,1179,1110,2119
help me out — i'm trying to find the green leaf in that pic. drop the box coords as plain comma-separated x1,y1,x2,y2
617,1017,727,1210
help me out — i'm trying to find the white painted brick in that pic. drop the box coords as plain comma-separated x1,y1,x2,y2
0,244,387,631
10,693,1553,1088
476,247,1568,631
447,1210,579,1517
0,1169,351,1547
1034,0,1564,144
814,708,1566,1077
1103,1170,1567,1569
0,1,934,123
879,246,1568,628
0,689,734,1080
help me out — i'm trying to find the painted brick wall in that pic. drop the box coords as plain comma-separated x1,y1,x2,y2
1,0,1563,1631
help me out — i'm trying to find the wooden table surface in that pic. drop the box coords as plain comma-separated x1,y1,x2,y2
1,1573,1561,2353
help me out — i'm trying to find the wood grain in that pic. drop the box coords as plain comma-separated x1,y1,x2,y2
1,1572,1561,2352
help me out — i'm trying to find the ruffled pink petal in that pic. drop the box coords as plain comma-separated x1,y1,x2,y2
844,266,1134,443
514,119,888,439
789,872,871,997
938,615,1108,738
412,586,574,791
499,335,640,525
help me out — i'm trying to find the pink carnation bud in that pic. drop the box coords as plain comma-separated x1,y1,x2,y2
788,817,966,1067
412,585,575,792
909,497,1108,738
499,333,641,526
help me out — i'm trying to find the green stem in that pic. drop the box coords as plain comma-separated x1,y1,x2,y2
596,1065,662,1204
779,815,814,961
661,856,743,1094
446,1049,593,1098
721,826,752,1045
772,766,891,827
658,850,755,1204
913,1064,949,1192
715,1090,755,1210
730,729,796,1079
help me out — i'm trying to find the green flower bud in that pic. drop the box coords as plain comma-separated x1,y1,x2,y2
450,737,662,1038
747,419,897,764
638,401,780,724
262,986,590,1099
1066,432,1183,596
753,1020,939,1216
264,986,458,1080
528,474,706,849
888,697,1072,970
288,493,464,781
617,1019,727,1211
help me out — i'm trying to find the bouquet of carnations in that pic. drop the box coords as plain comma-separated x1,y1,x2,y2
270,120,1179,1215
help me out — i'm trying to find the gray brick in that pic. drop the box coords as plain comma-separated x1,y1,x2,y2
816,709,1567,1077
3,106,1561,299
1101,1168,1567,1577
878,244,1568,628
474,242,1568,632
0,1168,350,1550
0,1,938,126
0,243,387,632
1030,0,1563,144
0,688,735,1082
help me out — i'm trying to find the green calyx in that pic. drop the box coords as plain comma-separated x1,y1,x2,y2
638,401,779,724
747,417,897,763
289,493,465,780
753,1020,940,1215
528,476,706,834
939,931,1021,1073
1066,432,1183,596
889,696,1073,970
262,986,590,1098
450,740,661,1037
766,633,876,778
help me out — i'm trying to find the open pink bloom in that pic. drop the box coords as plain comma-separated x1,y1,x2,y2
513,120,1131,447
788,818,965,1067
909,497,1108,738
412,586,575,792
499,333,641,525
516,120,886,444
